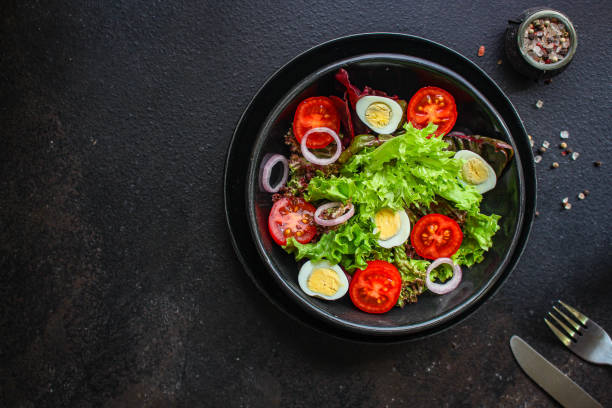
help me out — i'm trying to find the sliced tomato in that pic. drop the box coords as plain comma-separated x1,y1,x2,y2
349,260,402,314
293,96,340,149
268,196,316,246
410,214,463,260
407,87,457,137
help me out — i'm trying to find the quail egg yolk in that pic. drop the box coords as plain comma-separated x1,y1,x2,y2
462,157,489,185
364,102,392,128
307,268,340,296
374,209,401,240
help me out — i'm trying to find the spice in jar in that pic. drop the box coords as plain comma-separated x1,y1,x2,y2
522,17,571,64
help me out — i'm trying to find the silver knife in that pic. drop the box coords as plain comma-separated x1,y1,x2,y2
510,335,602,408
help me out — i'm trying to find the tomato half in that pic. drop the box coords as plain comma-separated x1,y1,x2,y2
293,96,341,148
268,196,316,246
410,214,463,260
349,260,402,314
407,87,457,137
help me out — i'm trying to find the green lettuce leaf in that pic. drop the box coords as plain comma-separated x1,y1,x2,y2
283,220,393,271
283,122,501,299
452,213,500,266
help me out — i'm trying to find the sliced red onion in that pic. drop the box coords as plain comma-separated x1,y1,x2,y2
426,258,462,295
300,127,342,166
314,202,355,227
261,154,288,193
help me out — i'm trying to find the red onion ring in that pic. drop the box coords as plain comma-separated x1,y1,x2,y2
425,258,462,295
314,202,355,227
300,127,342,166
261,154,288,193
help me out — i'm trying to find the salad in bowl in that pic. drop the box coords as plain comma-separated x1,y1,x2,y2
258,68,514,315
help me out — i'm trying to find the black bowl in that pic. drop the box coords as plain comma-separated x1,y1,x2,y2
226,33,536,342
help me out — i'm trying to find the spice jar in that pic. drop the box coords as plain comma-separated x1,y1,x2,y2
505,8,577,80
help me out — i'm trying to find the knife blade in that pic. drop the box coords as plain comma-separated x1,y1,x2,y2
510,335,602,408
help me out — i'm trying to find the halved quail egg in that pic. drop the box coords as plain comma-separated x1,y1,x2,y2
298,260,349,300
454,150,497,194
355,95,403,134
373,208,411,248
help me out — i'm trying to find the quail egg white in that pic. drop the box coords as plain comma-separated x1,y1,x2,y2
298,260,349,300
355,95,403,134
373,208,411,248
454,150,497,194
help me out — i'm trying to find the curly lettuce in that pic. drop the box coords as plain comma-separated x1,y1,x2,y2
283,122,500,281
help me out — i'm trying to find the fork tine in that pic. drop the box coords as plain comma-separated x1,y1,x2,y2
548,312,576,339
558,300,589,325
545,318,573,347
553,306,582,332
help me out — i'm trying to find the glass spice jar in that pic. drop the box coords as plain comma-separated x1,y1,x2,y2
505,8,577,80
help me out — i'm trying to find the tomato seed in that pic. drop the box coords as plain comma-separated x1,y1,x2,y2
284,228,292,236
296,231,303,237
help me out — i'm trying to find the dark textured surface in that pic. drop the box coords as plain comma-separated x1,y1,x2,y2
1,1,610,407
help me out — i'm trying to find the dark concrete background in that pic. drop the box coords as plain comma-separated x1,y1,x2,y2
1,1,611,407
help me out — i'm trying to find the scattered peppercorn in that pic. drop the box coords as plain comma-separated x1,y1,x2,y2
478,45,485,56
535,100,544,109
564,202,572,210
538,147,547,154
544,78,552,85
535,211,540,217
560,130,569,139
566,148,573,154
551,162,559,168
534,155,542,163
561,151,567,156
571,152,580,160
594,161,602,167
562,197,569,204
528,135,534,147
560,142,567,149
542,141,550,148
497,59,503,65
583,189,590,196
578,192,585,200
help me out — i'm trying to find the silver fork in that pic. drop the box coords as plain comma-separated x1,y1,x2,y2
544,300,612,366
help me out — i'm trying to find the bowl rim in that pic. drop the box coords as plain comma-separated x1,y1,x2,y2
225,32,537,340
